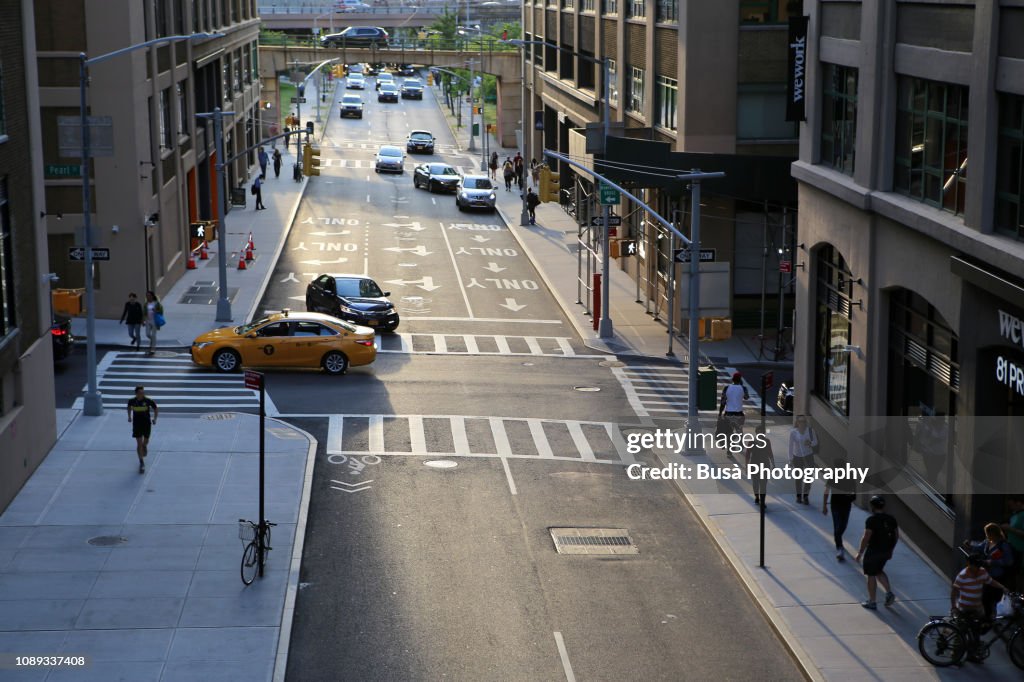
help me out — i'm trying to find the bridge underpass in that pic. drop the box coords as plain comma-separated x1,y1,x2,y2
258,44,522,147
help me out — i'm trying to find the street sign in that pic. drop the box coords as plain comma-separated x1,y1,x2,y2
68,247,110,261
290,97,307,104
599,183,620,205
590,215,622,227
674,248,717,263
244,369,264,391
45,164,80,178
57,115,114,158
779,260,793,273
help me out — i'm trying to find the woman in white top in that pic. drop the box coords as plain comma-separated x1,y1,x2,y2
789,414,818,504
144,290,162,356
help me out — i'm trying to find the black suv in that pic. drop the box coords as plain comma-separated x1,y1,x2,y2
306,274,400,332
321,27,389,48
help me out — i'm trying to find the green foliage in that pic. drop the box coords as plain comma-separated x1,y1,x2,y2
430,8,459,42
487,21,522,42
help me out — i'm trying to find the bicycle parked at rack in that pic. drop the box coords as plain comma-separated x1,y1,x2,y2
917,591,1024,668
238,518,277,586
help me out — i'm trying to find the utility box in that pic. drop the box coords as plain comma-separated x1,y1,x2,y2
52,288,84,316
697,365,718,411
711,319,733,341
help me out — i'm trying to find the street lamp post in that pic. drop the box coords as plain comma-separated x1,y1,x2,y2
78,32,221,417
194,108,235,324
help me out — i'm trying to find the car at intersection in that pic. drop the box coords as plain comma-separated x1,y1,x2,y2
413,162,460,192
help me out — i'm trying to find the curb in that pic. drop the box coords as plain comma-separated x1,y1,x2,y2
654,448,823,682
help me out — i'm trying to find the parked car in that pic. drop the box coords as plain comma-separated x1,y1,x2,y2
406,130,435,154
400,78,424,99
306,274,400,332
374,145,406,173
455,175,497,212
413,162,460,192
51,315,73,362
375,72,395,90
340,94,364,118
377,83,399,102
777,382,794,415
345,73,366,89
321,27,389,48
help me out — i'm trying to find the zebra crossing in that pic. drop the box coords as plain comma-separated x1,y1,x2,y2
323,141,460,154
322,414,636,465
375,333,601,358
72,351,269,413
317,158,476,174
611,364,765,420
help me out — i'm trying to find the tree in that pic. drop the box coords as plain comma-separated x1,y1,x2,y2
431,8,458,43
488,21,521,42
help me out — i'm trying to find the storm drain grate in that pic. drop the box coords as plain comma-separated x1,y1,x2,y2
88,535,127,547
550,528,639,555
202,412,237,421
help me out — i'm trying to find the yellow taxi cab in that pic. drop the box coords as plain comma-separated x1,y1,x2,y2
190,310,376,375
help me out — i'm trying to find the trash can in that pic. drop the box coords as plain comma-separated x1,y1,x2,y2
697,365,718,411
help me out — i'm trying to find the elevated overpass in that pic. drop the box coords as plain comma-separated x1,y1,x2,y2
258,4,519,31
259,43,523,146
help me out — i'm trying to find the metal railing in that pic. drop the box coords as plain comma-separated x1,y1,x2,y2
258,33,518,54
258,4,445,15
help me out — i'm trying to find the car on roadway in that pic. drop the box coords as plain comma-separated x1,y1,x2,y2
397,64,417,76
400,78,424,99
335,0,372,11
51,315,74,363
190,310,376,376
339,94,364,118
345,63,365,75
413,162,461,193
456,175,497,212
374,145,406,173
377,82,399,102
366,62,386,76
406,130,435,154
375,72,395,90
306,274,400,332
345,72,366,89
321,27,389,48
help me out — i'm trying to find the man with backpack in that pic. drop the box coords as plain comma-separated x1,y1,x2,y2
855,495,899,610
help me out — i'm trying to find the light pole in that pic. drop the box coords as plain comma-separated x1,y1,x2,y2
78,32,221,417
194,108,234,324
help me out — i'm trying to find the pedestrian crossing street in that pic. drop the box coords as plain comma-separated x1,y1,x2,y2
73,351,268,413
611,364,766,420
375,333,601,358
323,414,636,465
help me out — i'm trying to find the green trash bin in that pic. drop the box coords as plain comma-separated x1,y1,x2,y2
697,365,718,411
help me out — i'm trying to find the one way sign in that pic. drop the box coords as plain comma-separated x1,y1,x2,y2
68,247,110,261
673,248,716,263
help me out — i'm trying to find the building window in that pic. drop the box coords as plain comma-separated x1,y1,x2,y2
603,0,617,15
628,0,645,18
740,0,793,24
628,66,644,114
894,77,969,216
233,51,242,93
562,0,574,8
995,93,1024,241
0,60,5,139
221,58,230,101
737,84,798,140
159,88,172,150
607,59,618,105
154,0,168,38
820,63,858,175
176,82,188,138
887,288,958,505
250,41,259,82
581,0,595,12
656,0,678,22
0,179,15,339
814,245,854,416
655,76,677,130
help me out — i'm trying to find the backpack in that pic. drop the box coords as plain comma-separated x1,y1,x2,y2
251,183,257,195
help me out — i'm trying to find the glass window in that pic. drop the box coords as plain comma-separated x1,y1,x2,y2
995,92,1024,241
603,0,617,15
655,76,677,130
657,0,678,22
814,245,854,416
582,0,595,12
737,84,798,140
256,321,291,337
607,59,618,106
0,60,5,138
250,41,259,83
0,179,14,339
629,0,645,18
894,77,969,216
233,51,242,93
158,88,172,150
221,57,230,102
176,82,188,138
562,0,574,7
154,0,168,38
740,0,794,24
628,66,644,114
820,63,858,175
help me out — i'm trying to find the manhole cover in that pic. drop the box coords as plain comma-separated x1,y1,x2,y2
573,386,601,392
550,528,638,555
599,360,626,368
88,535,127,547
424,460,458,469
202,412,237,421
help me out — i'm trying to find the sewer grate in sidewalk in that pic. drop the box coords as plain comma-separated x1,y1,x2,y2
202,412,237,421
549,528,638,555
88,536,127,547
179,282,239,305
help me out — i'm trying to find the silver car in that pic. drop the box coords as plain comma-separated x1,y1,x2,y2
456,175,497,212
374,145,405,174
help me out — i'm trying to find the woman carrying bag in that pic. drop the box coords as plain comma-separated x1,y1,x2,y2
144,290,165,357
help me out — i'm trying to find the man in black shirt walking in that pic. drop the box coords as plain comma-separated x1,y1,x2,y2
855,495,899,609
119,293,144,349
127,386,158,473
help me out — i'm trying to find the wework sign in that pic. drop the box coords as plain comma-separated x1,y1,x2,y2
786,16,810,122
997,309,1024,397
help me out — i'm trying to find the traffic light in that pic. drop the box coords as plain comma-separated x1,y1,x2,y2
539,165,560,202
306,120,314,135
302,144,321,176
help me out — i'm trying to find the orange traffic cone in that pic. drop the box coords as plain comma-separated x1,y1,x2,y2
187,254,196,269
237,256,247,270
245,246,254,261
199,241,209,260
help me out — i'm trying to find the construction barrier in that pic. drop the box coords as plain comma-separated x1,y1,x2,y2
52,288,84,316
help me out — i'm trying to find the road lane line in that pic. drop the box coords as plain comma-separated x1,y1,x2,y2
553,632,576,682
527,419,554,459
501,457,518,495
438,220,475,317
408,415,426,454
566,422,596,461
368,415,384,452
327,416,343,453
451,416,469,454
489,417,512,456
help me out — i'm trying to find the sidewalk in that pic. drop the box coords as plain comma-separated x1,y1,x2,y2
71,80,338,350
0,409,316,682
436,99,1020,678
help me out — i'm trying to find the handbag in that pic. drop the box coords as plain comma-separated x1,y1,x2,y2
715,416,729,437
154,312,166,329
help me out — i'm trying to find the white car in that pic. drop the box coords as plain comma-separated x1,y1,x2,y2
375,72,394,91
339,94,363,119
375,145,405,174
346,73,365,90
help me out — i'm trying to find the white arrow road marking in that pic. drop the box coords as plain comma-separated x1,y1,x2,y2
500,298,527,312
300,258,349,265
383,276,441,292
292,242,309,251
470,235,490,243
383,245,432,256
330,479,373,493
280,272,300,283
482,262,505,273
301,217,315,224
382,221,426,231
309,230,351,236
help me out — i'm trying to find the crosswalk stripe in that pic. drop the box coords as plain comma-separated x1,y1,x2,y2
432,334,447,353
369,415,385,453
464,335,479,354
451,416,469,455
489,417,512,457
328,416,343,453
527,419,554,459
606,423,635,465
566,422,595,462
408,415,426,454
376,333,600,359
495,336,512,354
555,338,575,356
524,337,543,355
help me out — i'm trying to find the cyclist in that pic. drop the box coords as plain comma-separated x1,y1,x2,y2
952,553,1010,660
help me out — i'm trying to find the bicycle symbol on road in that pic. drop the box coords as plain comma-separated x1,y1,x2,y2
328,453,381,476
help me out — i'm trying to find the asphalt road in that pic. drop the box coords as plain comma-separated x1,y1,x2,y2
243,72,801,680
